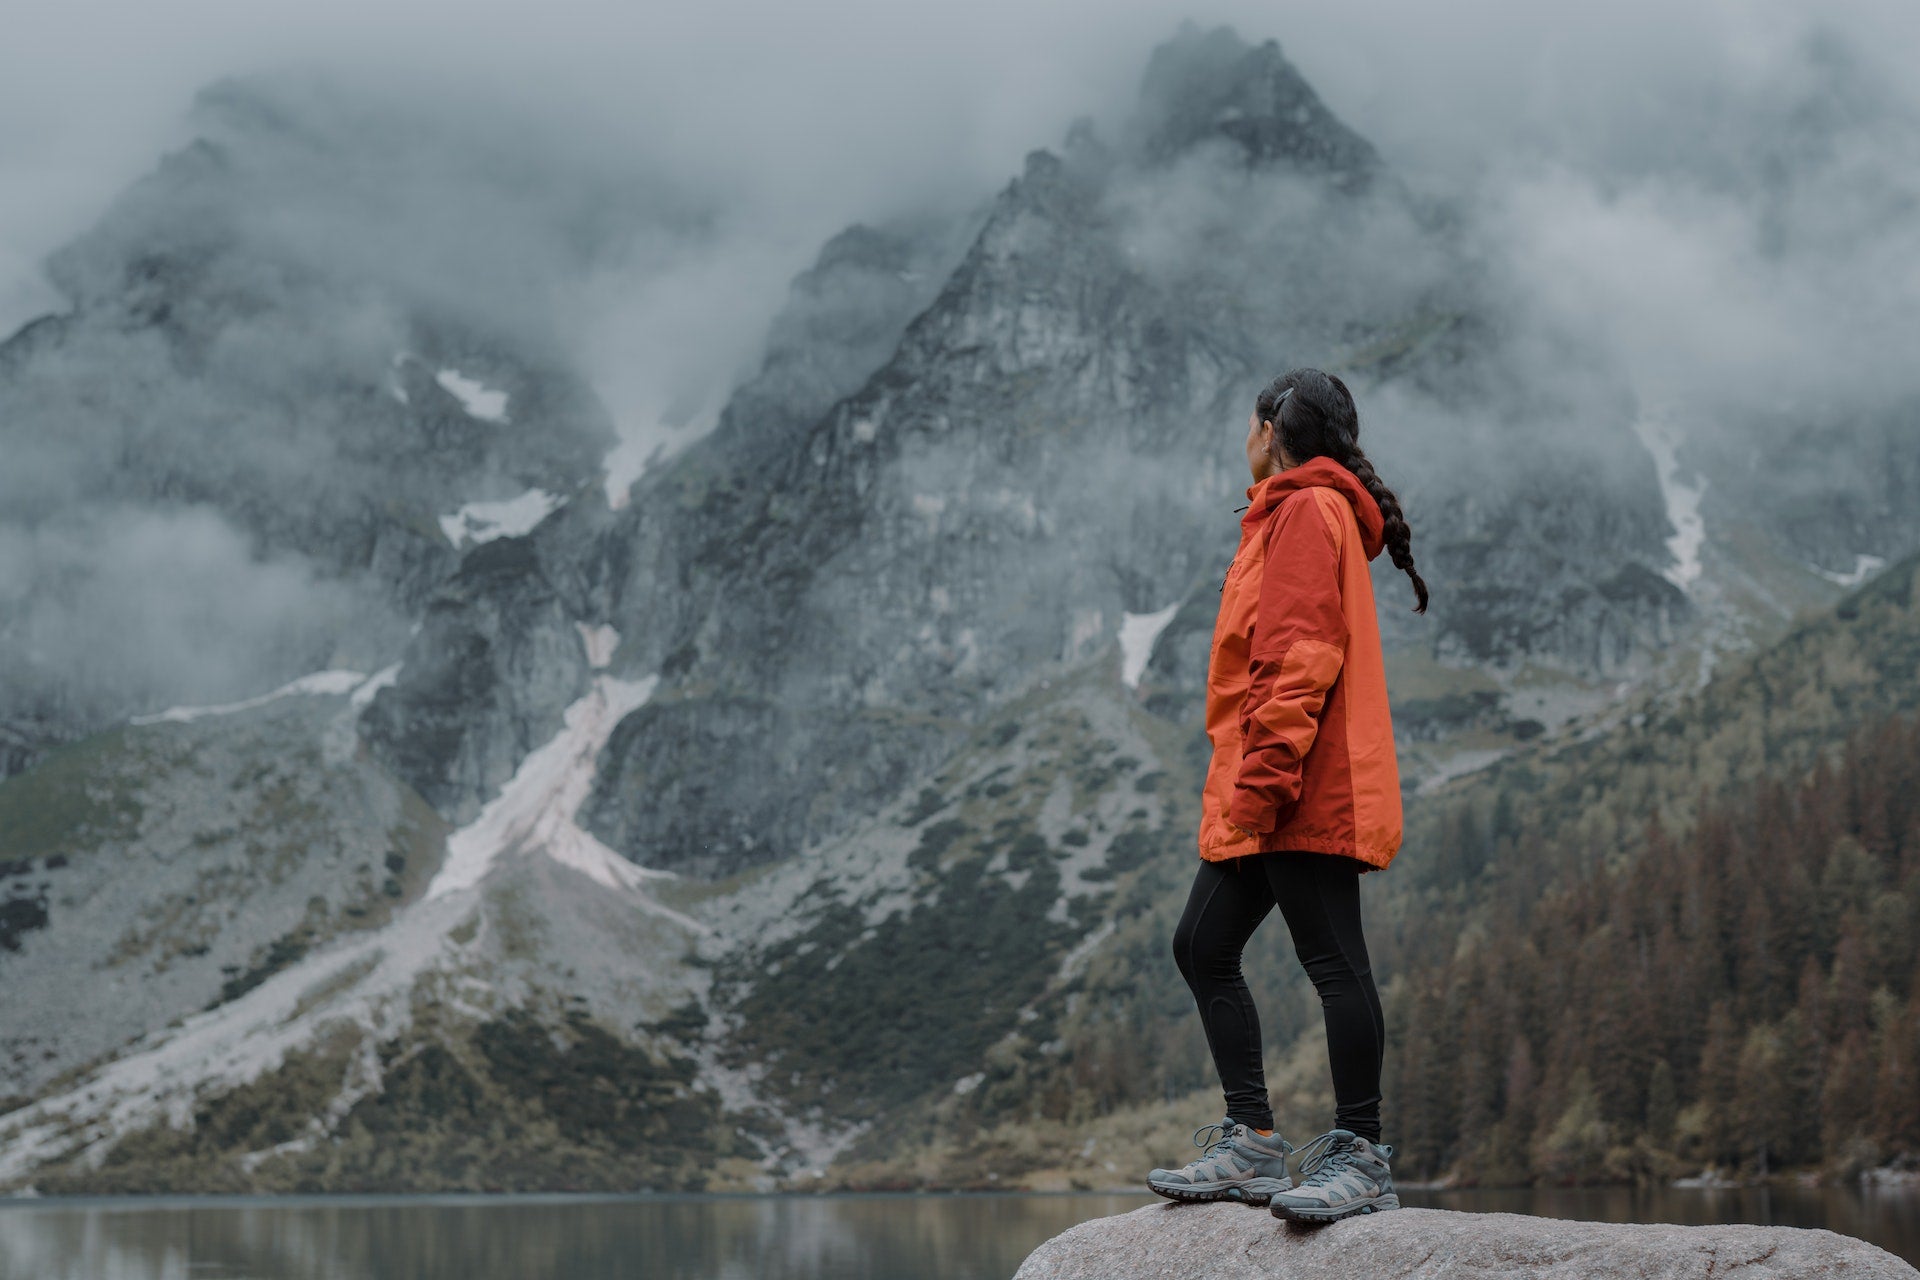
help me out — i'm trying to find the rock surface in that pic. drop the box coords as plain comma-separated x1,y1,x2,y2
1012,1203,1920,1280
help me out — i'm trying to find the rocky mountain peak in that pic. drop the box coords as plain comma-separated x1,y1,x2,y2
187,73,341,155
1132,22,1382,188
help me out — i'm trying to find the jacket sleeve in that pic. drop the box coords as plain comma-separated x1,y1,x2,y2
1227,491,1349,834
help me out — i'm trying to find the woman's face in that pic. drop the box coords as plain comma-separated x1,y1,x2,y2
1246,410,1291,482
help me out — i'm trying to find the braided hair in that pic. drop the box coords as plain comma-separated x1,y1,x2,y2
1255,368,1429,613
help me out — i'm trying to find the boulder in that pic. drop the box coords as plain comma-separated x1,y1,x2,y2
1012,1203,1919,1279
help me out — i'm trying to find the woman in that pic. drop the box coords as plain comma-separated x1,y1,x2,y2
1145,368,1428,1223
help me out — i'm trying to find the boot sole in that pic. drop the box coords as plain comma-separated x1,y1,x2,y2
1270,1191,1400,1223
1148,1176,1290,1206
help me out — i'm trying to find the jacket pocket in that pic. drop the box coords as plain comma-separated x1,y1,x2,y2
1202,799,1259,851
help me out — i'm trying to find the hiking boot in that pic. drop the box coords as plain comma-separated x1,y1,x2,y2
1146,1117,1295,1205
1269,1128,1400,1223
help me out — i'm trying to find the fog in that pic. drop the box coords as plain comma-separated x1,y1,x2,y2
9,0,1918,420
0,507,379,711
11,0,1919,325
3,0,1918,726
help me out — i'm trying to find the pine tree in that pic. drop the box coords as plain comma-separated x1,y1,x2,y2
1877,990,1920,1151
1777,1008,1823,1166
1821,1027,1876,1152
1534,1067,1608,1184
1645,1057,1677,1145
1504,1033,1537,1148
1733,1023,1789,1175
1695,1002,1740,1165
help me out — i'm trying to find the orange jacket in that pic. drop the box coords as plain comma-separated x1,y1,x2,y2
1195,455,1403,869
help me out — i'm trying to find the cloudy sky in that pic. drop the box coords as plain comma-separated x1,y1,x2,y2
6,0,1918,330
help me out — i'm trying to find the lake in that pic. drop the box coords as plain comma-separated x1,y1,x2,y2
1,1184,1915,1278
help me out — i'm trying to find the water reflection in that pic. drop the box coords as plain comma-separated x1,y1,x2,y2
0,1191,1155,1280
0,1185,1914,1280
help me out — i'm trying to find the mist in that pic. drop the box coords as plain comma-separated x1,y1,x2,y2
3,0,1918,725
0,506,383,716
9,0,1919,411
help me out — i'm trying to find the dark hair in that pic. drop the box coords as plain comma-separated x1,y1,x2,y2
1255,368,1429,614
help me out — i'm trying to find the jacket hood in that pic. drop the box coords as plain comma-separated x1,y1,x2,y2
1242,455,1386,561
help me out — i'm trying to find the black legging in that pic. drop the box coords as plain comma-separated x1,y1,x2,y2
1171,850,1385,1142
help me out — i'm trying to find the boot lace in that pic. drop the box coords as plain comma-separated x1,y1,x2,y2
1181,1119,1236,1176
1191,1120,1232,1155
1291,1131,1360,1189
1183,1118,1294,1177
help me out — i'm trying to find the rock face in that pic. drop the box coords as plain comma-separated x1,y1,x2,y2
370,19,1689,874
1013,1204,1920,1280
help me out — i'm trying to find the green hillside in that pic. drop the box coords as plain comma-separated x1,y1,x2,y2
822,553,1920,1189
1379,551,1920,1182
1386,709,1919,1184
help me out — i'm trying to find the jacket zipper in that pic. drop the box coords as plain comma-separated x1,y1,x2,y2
1220,502,1252,592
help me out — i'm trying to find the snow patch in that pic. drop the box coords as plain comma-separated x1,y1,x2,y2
1416,746,1510,794
349,664,402,708
131,670,366,725
439,489,559,548
1815,554,1885,588
435,368,509,422
426,672,697,924
576,622,620,669
1118,602,1181,688
1630,406,1706,591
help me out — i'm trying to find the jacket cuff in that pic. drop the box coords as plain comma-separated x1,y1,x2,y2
1227,787,1274,834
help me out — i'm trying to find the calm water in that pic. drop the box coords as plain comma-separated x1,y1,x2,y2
0,1185,1914,1279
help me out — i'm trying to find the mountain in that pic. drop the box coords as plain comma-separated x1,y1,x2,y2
0,70,684,774
1,23,1915,1192
361,27,1687,874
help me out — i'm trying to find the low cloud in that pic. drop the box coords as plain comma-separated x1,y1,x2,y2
0,506,399,719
